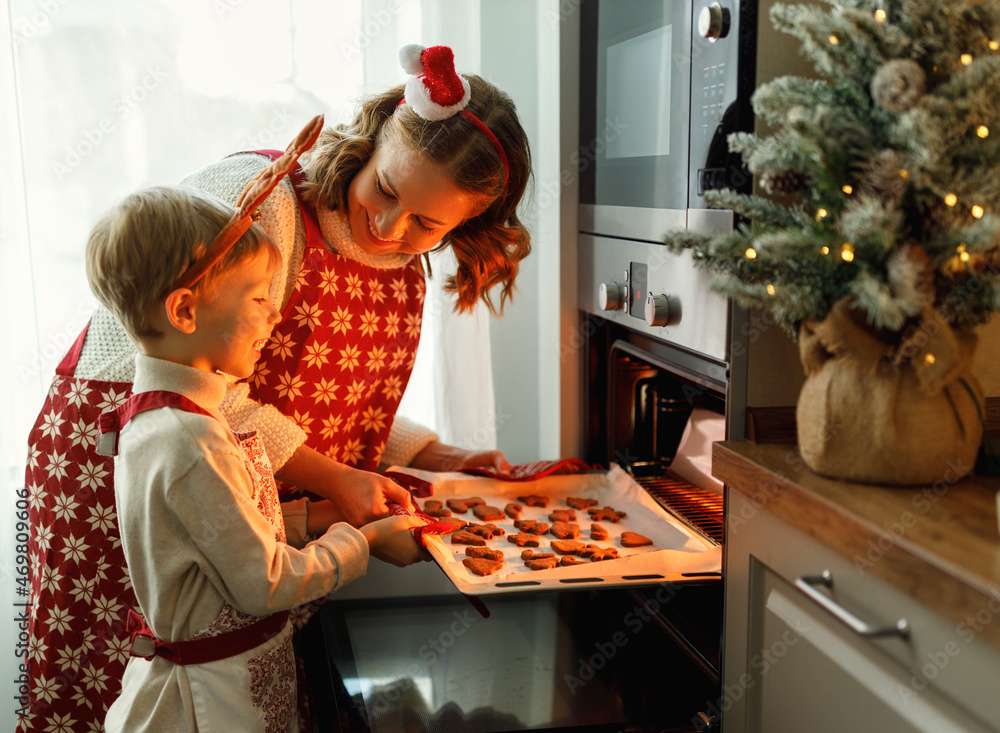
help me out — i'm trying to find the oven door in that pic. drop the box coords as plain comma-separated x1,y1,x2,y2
304,584,721,733
579,0,693,242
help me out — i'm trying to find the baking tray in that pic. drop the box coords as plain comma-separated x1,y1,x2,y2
388,464,722,596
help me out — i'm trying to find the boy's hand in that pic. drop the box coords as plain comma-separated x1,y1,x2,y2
360,515,430,567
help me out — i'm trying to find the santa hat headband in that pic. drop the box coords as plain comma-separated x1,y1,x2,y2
174,115,324,290
397,44,509,186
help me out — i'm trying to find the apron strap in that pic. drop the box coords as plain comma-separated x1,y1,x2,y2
55,322,91,378
126,608,289,665
253,149,326,250
96,390,216,457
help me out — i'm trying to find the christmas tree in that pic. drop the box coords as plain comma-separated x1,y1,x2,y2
665,0,1000,339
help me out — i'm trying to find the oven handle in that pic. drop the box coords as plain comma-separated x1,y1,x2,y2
794,570,910,640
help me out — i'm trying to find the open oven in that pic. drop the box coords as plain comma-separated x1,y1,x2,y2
300,306,732,732
300,331,729,732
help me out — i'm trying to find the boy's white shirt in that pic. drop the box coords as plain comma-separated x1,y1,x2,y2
117,354,369,635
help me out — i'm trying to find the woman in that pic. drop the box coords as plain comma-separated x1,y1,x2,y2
21,45,531,732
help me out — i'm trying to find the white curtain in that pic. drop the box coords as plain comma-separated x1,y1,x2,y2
2,0,497,468
0,0,498,686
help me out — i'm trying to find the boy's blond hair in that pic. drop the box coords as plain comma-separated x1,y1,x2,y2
86,186,279,341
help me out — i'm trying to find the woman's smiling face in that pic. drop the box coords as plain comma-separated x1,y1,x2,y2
347,139,478,256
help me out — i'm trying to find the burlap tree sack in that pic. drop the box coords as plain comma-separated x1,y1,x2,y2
796,298,983,486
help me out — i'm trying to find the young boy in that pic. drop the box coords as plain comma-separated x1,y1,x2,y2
88,185,425,732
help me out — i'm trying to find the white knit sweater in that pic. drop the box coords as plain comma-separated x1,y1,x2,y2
76,153,438,470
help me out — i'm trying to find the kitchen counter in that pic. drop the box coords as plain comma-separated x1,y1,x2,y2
713,440,1000,653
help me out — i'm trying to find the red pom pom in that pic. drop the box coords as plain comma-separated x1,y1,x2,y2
420,45,466,107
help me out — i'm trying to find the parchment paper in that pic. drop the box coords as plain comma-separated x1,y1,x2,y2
387,464,722,596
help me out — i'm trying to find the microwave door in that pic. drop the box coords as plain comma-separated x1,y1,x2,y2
584,0,693,243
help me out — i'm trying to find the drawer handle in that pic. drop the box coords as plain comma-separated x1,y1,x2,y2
795,570,910,640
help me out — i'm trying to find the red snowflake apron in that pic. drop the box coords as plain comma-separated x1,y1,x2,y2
20,327,134,733
247,154,426,472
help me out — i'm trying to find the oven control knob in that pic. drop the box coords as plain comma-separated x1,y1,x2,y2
599,282,626,311
698,2,731,41
645,293,682,327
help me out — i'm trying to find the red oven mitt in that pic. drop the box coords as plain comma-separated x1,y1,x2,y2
460,458,602,482
383,470,450,545
386,501,455,547
383,470,434,498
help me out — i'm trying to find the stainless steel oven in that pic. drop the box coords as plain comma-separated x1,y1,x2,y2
303,314,731,733
573,1,811,731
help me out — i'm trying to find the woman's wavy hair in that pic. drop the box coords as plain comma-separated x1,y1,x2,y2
299,75,532,315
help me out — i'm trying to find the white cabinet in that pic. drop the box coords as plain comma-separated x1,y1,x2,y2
723,488,1000,733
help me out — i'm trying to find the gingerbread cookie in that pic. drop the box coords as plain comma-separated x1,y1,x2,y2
451,530,486,546
472,505,504,522
586,547,620,562
422,500,452,518
507,532,541,548
465,522,505,540
437,517,468,533
590,523,609,541
462,557,503,576
520,550,555,561
566,497,598,510
548,509,576,523
560,556,588,566
513,519,549,535
549,521,581,540
465,546,504,561
588,506,627,523
446,496,485,513
517,494,549,508
504,502,523,520
524,555,559,571
576,544,607,559
620,531,653,547
550,539,586,555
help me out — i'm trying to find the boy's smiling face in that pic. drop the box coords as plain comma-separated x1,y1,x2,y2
188,251,281,379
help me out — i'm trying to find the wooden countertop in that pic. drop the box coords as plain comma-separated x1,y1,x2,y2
713,440,1000,650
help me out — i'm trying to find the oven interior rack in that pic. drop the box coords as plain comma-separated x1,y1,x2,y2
635,471,725,546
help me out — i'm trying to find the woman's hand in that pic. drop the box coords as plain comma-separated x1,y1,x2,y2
360,515,430,567
275,446,415,526
409,440,511,475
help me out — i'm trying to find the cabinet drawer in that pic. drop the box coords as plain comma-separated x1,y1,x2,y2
725,490,1000,732
749,559,993,732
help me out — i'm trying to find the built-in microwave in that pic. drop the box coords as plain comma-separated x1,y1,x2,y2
579,0,783,244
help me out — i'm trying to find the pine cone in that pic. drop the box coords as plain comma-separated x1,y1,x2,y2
871,59,926,113
760,170,807,195
860,149,908,203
